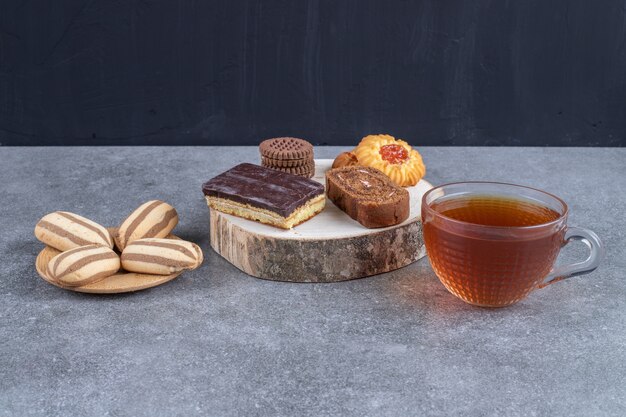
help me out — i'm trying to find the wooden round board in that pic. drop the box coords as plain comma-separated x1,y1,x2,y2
209,159,433,282
35,229,184,294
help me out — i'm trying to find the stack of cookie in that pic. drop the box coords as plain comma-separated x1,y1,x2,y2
259,137,315,178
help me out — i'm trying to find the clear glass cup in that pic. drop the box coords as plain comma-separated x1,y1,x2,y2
421,182,603,307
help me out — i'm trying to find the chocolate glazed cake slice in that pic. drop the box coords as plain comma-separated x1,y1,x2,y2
202,163,325,229
326,166,410,228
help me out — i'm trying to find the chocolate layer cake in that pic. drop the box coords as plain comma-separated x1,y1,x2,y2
202,163,325,229
326,166,409,228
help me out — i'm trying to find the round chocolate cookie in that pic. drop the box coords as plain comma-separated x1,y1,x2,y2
261,156,312,168
259,137,313,160
267,161,315,178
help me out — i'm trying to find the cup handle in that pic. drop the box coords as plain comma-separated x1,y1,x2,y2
540,226,604,288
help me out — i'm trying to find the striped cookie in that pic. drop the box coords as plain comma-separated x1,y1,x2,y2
35,211,114,252
115,200,178,251
47,245,120,287
121,238,203,275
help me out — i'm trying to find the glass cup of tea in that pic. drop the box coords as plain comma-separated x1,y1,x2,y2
421,182,603,307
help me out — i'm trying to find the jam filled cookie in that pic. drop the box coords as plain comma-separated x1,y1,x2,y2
353,134,425,187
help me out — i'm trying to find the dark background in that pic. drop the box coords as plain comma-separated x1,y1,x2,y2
1,0,625,146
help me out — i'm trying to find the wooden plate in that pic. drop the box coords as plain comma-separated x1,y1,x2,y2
35,229,184,294
209,159,433,282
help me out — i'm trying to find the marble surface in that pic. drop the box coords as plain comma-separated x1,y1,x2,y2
0,147,624,417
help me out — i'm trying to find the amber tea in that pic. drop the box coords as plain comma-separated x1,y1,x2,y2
423,194,565,307
422,182,603,307
430,195,561,227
